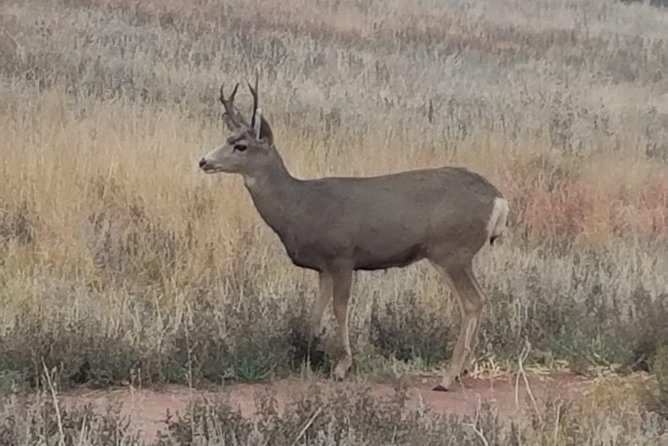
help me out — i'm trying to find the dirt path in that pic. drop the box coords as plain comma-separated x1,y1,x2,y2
59,372,590,441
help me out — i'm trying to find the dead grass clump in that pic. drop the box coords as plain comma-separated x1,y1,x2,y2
479,264,668,373
1,310,144,387
1,384,665,445
623,289,668,373
0,201,39,247
0,393,139,445
85,179,183,283
173,293,299,384
154,385,668,446
155,384,509,446
1,274,664,388
1,302,286,388
370,289,451,366
654,343,668,417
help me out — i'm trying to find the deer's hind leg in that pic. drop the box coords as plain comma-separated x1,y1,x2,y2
430,260,487,392
330,267,353,381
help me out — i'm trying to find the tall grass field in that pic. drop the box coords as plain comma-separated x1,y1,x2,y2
0,0,667,444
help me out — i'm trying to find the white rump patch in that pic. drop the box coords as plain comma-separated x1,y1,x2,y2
486,197,510,242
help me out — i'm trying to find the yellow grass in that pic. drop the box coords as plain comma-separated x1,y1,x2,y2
0,0,666,387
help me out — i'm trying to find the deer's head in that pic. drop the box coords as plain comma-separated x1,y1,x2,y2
199,75,275,177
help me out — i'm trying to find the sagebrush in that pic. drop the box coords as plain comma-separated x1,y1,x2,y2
0,0,666,388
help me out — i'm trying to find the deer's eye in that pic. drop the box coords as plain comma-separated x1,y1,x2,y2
233,144,247,152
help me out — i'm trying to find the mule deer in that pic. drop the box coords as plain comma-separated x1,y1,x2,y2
198,77,509,391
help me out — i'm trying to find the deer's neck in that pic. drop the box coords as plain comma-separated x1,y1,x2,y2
243,154,301,237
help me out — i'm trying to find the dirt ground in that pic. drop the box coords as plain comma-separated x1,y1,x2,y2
59,372,594,441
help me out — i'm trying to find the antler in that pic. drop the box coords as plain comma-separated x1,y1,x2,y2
247,72,259,132
219,82,247,130
246,72,274,143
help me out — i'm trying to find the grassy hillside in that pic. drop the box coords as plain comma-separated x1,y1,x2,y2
0,0,666,389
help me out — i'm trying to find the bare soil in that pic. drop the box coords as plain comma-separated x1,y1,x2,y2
60,372,592,441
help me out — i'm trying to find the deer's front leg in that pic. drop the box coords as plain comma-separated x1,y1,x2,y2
310,272,333,339
293,271,333,369
331,268,353,380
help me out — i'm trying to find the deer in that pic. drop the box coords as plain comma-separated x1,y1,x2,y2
198,76,510,391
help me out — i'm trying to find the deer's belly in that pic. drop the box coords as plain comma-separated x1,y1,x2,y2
353,243,426,271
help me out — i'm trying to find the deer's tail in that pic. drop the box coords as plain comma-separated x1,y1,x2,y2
487,197,510,246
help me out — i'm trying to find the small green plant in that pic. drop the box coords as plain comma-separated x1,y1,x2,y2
233,357,274,382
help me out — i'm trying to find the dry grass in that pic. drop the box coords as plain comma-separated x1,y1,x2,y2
1,376,666,445
0,0,666,393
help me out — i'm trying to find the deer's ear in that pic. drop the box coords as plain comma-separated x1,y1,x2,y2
259,115,274,145
254,108,262,139
253,108,273,145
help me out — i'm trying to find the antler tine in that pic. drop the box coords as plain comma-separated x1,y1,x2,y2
219,82,240,109
230,82,240,102
219,82,246,129
248,72,260,129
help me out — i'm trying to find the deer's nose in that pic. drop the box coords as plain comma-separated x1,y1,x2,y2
198,158,207,169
